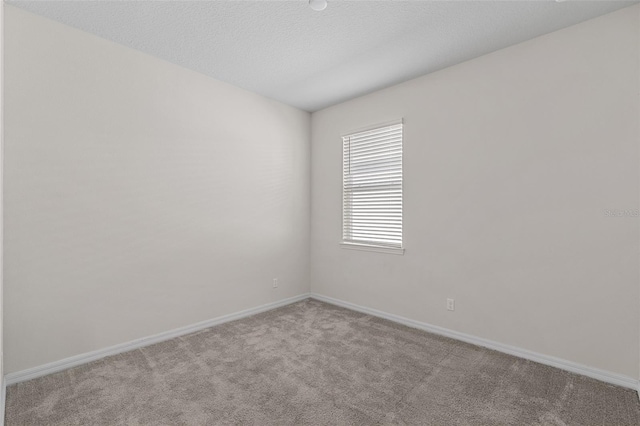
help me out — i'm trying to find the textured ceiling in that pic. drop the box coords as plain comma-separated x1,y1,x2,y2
9,0,639,112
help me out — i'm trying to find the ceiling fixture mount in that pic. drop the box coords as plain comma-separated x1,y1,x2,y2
309,0,327,12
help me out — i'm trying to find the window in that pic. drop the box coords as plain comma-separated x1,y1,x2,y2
342,120,403,254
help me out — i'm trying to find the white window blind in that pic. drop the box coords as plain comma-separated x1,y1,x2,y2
342,121,403,252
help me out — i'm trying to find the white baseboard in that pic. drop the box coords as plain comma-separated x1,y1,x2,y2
5,292,638,396
4,294,310,386
310,293,639,391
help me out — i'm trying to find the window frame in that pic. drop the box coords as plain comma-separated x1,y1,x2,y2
340,119,404,255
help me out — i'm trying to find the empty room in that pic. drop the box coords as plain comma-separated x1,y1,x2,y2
1,0,639,424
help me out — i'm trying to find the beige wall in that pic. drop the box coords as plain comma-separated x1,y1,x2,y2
311,5,640,379
4,5,311,374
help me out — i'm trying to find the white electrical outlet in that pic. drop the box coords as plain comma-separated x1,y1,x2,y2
273,278,278,288
447,298,455,311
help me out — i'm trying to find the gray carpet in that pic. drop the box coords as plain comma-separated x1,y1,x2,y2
5,299,640,425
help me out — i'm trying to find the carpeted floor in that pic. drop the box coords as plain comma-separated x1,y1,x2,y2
5,299,640,425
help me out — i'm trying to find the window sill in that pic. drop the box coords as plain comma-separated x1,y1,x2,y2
340,242,405,255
